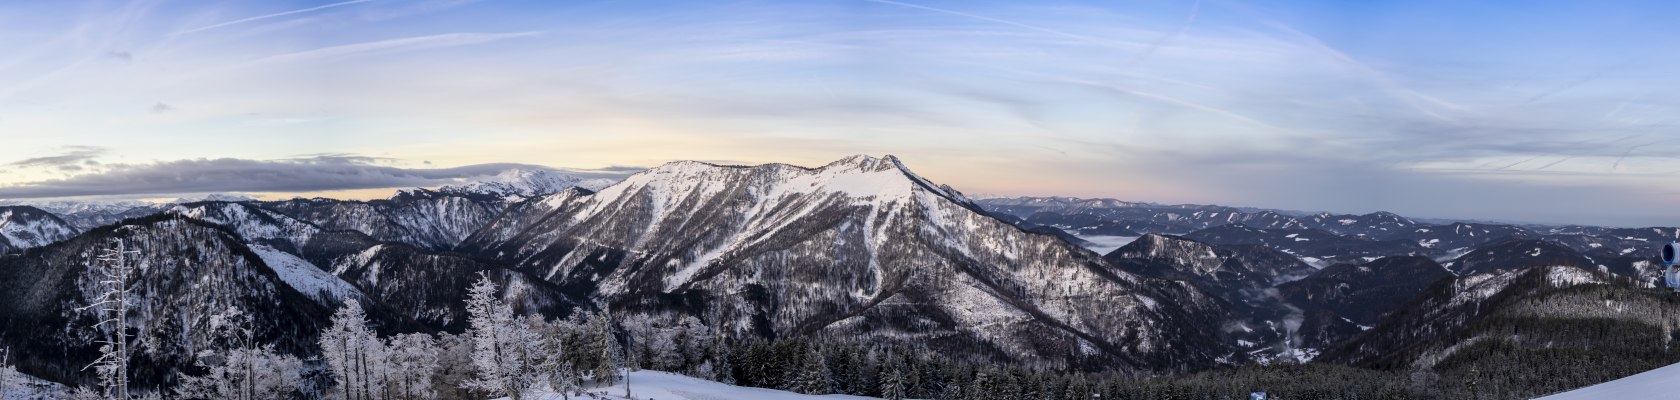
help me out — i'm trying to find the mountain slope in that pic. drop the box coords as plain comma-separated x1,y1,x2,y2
259,190,510,251
0,206,79,255
978,197,1308,235
1103,234,1315,291
164,201,579,330
1101,234,1318,361
1303,211,1419,239
463,155,1229,371
1318,263,1680,398
1278,255,1454,327
0,214,330,387
1183,223,1425,266
1443,238,1593,276
5,200,162,231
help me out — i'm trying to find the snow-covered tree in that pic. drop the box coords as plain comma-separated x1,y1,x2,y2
1,347,15,399
533,319,579,399
78,239,140,400
72,386,103,400
673,316,710,375
430,333,475,400
879,354,909,400
462,272,537,400
793,345,836,394
385,333,440,400
176,307,304,400
175,345,302,400
587,312,619,386
707,336,734,385
319,299,386,400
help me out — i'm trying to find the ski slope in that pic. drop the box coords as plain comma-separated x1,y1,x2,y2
512,370,886,400
1536,361,1680,399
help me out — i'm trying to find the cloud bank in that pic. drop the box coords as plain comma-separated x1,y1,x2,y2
0,154,639,199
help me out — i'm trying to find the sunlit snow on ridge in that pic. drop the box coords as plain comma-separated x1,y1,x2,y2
1076,234,1140,254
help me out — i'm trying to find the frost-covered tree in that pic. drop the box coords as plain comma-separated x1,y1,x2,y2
431,333,475,400
673,317,710,375
587,312,619,386
176,307,304,400
793,345,836,395
72,386,103,400
532,319,579,399
175,345,302,400
78,240,140,400
707,336,734,385
462,272,536,400
386,333,440,400
319,300,386,400
879,354,909,400
1,347,15,399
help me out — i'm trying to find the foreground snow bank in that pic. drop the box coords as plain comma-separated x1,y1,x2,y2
1,371,69,400
508,369,884,400
1537,361,1680,399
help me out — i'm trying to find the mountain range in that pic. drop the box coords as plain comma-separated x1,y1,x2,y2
1,155,1675,397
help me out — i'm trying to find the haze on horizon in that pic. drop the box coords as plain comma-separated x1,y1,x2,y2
1,0,1677,227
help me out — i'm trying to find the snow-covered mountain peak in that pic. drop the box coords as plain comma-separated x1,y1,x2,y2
166,201,322,246
438,167,617,198
6,199,155,215
822,154,900,171
602,155,960,208
460,154,1225,369
171,193,257,203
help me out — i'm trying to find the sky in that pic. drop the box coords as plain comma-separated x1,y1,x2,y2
1,0,1678,227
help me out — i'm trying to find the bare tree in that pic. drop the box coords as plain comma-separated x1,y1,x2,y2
78,239,139,399
1,347,15,398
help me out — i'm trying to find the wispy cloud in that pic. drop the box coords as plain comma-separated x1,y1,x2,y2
1122,0,1199,67
863,0,1130,49
6,146,107,170
174,0,378,36
246,31,542,65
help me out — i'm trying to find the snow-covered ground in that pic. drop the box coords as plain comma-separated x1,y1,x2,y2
1075,235,1139,254
0,371,69,400
509,370,885,400
1536,361,1680,399
250,244,364,304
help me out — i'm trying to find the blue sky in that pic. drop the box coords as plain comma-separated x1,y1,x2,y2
1,0,1677,226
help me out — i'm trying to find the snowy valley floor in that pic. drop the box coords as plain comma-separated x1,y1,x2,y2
512,370,884,400
1535,360,1680,399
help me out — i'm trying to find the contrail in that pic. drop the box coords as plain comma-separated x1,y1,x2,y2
174,0,376,36
242,31,541,66
1124,0,1200,67
1524,65,1624,105
1535,156,1574,171
1223,1,1467,123
1612,140,1669,172
863,0,1121,48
